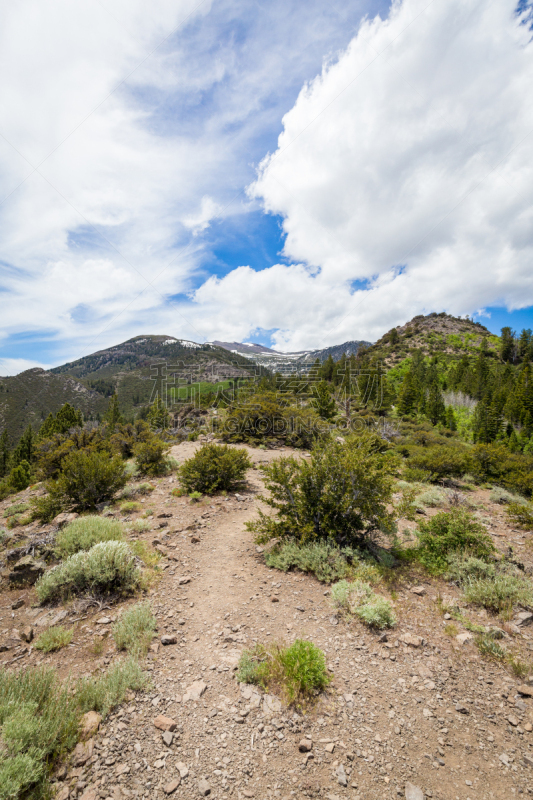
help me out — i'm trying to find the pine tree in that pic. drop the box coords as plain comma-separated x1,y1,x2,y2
500,326,516,363
10,425,35,467
445,407,457,431
55,402,83,432
310,381,336,420
0,430,10,479
147,396,170,430
397,371,418,417
104,393,124,429
426,382,446,425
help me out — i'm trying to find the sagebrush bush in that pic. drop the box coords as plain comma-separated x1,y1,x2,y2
413,509,495,574
417,487,446,508
55,516,124,558
178,443,251,494
247,433,399,547
490,486,523,505
120,501,142,513
3,502,30,518
331,579,396,629
221,391,321,449
463,573,533,613
406,445,470,482
133,438,171,476
506,501,533,530
446,553,496,584
137,482,155,494
34,626,73,652
264,540,381,584
36,541,140,603
237,639,330,705
112,602,156,656
130,519,152,533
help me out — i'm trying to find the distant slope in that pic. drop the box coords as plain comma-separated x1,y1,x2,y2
299,340,372,365
0,369,108,443
212,338,371,372
1,335,257,440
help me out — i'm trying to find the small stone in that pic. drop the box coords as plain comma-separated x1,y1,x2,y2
96,616,111,625
162,731,174,746
198,778,211,796
72,739,94,767
21,625,33,643
271,596,279,603
405,783,424,800
79,791,97,800
524,722,533,732
161,635,177,645
336,764,347,787
79,711,102,740
410,586,426,596
154,715,177,732
399,633,423,648
515,611,533,626
523,754,533,767
8,555,46,586
456,632,473,645
164,779,181,794
190,536,200,543
299,739,313,752
178,576,191,585
55,787,70,800
518,685,533,697
455,704,469,714
11,598,25,609
52,511,79,527
508,715,520,727
183,680,207,702
324,742,335,753
177,762,189,778
499,753,510,766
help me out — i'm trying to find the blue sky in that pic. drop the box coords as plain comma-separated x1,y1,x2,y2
0,0,533,373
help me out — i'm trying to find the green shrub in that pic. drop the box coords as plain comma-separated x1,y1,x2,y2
237,639,330,706
54,516,125,558
120,501,142,513
137,482,155,494
417,487,446,508
413,509,495,573
463,573,533,613
406,445,470,481
403,467,431,483
446,553,496,584
170,487,184,497
30,489,67,523
264,540,381,584
3,502,30,518
7,460,32,492
189,491,202,502
54,450,127,510
34,626,73,652
133,438,171,477
506,502,533,530
221,391,322,449
247,433,398,548
475,633,506,660
36,541,140,603
178,443,251,495
112,602,156,656
130,519,151,533
490,486,524,505
0,658,146,800
331,579,396,629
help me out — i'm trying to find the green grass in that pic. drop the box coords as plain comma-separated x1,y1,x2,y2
36,541,140,603
264,540,382,584
112,602,156,656
0,657,146,800
137,483,154,494
54,516,124,558
34,626,73,653
237,639,330,706
331,579,396,629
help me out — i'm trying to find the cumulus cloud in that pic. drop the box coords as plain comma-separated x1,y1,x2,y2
195,0,533,349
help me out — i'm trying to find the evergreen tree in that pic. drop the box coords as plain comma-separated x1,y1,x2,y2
473,394,501,443
11,425,35,467
147,396,170,430
310,381,336,420
55,402,83,431
397,371,418,417
500,326,516,363
426,382,446,425
445,407,457,431
104,393,124,429
0,430,10,479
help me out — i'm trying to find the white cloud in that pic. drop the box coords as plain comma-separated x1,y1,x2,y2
194,0,533,349
0,358,52,377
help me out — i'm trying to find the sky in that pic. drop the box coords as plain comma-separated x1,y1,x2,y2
1,0,533,374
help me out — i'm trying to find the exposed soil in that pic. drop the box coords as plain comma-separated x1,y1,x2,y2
2,441,533,800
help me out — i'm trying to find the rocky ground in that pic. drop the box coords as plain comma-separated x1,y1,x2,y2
2,441,533,800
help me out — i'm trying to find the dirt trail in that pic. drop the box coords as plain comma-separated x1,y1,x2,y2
2,442,533,800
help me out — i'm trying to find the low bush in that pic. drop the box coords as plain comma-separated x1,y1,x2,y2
417,487,446,508
189,491,203,502
446,553,496,584
55,516,125,558
2,502,30,518
264,540,381,584
0,658,146,800
490,486,523,505
463,573,533,613
34,626,73,652
137,482,155,495
31,489,67,523
331,579,396,629
130,519,152,533
402,467,431,483
36,541,140,603
406,445,470,482
475,632,506,660
51,449,127,511
120,501,142,514
506,502,533,530
133,438,171,477
237,639,330,706
247,433,399,548
221,391,322,449
178,443,251,495
413,509,495,574
112,602,156,656
7,460,32,492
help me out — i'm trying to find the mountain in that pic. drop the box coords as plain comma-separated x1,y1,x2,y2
212,338,371,372
1,336,256,440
